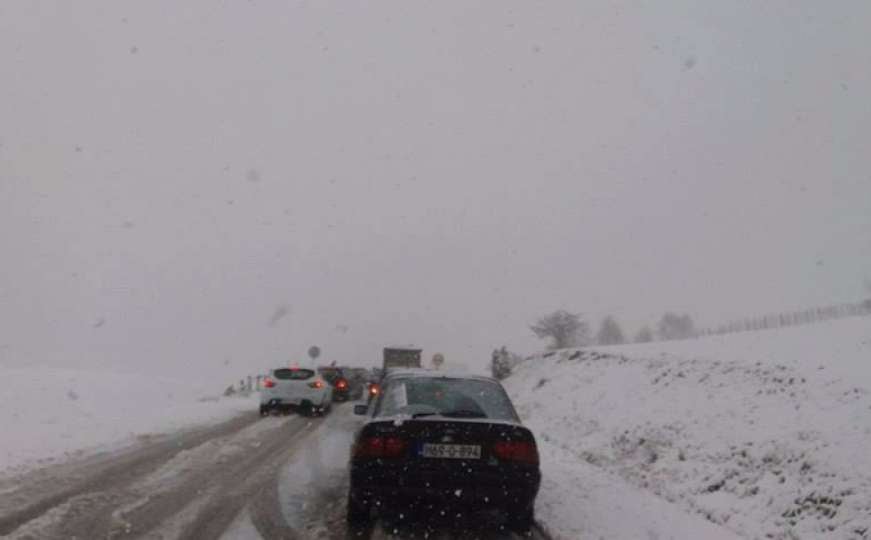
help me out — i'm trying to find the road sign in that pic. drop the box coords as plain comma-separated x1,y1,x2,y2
432,353,445,369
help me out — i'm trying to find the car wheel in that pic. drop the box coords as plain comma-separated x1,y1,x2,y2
346,491,371,526
300,401,314,417
259,405,269,417
506,506,534,535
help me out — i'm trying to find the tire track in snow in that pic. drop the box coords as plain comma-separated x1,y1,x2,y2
174,417,317,539
0,411,260,536
0,413,320,539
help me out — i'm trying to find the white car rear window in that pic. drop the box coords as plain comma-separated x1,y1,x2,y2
273,368,315,380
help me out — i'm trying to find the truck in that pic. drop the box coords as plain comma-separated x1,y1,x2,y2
382,347,423,371
365,347,424,403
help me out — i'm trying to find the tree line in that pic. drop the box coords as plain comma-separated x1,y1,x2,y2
528,298,871,350
528,309,697,350
491,298,870,379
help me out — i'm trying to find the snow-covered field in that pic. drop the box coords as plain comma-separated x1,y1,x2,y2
504,316,871,540
0,366,256,475
538,442,741,540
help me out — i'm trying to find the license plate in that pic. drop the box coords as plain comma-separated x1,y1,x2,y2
420,443,481,459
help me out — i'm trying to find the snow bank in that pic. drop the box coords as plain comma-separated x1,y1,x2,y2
0,366,257,475
538,442,741,540
505,317,871,539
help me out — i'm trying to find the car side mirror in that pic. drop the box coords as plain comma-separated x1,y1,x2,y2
353,404,368,416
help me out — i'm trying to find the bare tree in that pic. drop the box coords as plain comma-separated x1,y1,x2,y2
530,310,588,350
596,316,625,345
864,278,871,310
490,346,522,380
863,278,871,312
657,312,696,340
634,326,654,343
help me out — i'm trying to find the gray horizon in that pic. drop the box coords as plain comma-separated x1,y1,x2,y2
1,0,869,378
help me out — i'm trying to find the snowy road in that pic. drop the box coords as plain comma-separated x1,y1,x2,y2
0,404,549,540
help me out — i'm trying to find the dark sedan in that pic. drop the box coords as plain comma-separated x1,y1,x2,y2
348,370,540,532
318,366,352,401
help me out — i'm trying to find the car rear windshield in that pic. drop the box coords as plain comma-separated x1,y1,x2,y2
273,368,315,380
375,377,519,421
348,369,368,380
318,369,342,383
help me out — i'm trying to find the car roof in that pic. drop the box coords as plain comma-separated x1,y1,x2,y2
381,368,500,384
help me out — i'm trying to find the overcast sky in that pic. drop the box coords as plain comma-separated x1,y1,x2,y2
1,1,869,378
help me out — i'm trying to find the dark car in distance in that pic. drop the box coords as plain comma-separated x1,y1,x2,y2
344,367,370,400
347,370,540,532
318,366,352,401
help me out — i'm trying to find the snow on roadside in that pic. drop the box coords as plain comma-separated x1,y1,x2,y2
505,317,871,539
0,365,257,475
278,404,360,536
538,441,741,540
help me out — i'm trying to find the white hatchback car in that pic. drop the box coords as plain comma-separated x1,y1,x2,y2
260,367,333,416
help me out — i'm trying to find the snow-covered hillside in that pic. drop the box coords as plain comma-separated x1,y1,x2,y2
0,366,256,475
505,317,871,540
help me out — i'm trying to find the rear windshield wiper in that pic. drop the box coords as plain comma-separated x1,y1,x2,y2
438,409,487,418
409,410,487,419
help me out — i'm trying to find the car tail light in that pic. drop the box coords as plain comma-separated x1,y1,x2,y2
369,384,380,396
492,440,539,465
263,377,276,388
308,380,323,389
353,435,407,459
355,436,383,458
337,379,348,389
383,436,406,457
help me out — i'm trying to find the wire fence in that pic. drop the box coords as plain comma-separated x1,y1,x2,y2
224,375,264,396
697,299,871,338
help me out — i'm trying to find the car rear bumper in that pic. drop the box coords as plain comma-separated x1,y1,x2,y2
352,485,536,506
350,467,540,514
260,396,326,408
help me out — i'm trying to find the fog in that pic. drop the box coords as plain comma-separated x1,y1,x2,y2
1,1,869,379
